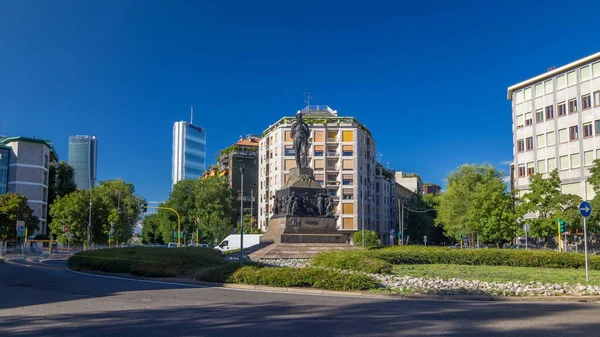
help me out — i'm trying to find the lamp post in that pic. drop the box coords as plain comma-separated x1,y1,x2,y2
239,160,246,265
87,178,96,250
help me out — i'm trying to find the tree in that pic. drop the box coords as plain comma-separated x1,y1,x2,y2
518,169,581,244
403,195,435,244
48,190,95,245
141,213,163,244
0,193,39,245
237,214,262,234
47,161,77,227
583,159,600,233
436,164,516,246
156,180,200,243
94,179,145,244
196,176,237,244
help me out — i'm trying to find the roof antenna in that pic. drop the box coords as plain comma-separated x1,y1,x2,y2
303,92,312,108
190,105,194,125
0,118,9,137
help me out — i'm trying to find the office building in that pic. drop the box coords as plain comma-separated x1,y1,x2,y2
507,52,600,200
68,135,97,190
423,183,441,195
375,163,397,244
172,121,206,185
1,136,58,234
258,105,376,234
208,135,259,222
395,171,423,196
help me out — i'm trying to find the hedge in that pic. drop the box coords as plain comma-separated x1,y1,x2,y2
311,251,392,274
68,247,225,278
312,246,600,272
228,266,379,291
353,230,381,248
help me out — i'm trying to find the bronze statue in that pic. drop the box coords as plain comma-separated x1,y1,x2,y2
290,111,310,168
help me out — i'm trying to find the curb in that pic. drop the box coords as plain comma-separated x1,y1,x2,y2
63,266,600,303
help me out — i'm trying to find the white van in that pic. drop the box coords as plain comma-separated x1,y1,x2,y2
215,234,262,252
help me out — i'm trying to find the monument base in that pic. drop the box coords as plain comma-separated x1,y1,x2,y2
260,216,347,244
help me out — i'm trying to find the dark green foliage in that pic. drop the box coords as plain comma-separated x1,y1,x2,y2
311,251,392,274
68,247,225,277
357,246,600,270
353,230,381,248
194,263,244,283
229,266,378,291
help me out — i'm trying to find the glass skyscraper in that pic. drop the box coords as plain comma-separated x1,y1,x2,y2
68,135,97,190
172,121,206,185
0,146,10,195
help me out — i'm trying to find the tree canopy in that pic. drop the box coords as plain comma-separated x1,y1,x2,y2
0,193,39,241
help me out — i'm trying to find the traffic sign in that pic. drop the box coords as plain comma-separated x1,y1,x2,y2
63,226,70,233
579,201,592,217
523,223,530,232
16,221,25,237
66,233,73,239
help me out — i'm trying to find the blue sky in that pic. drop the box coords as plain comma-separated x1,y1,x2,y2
1,0,599,203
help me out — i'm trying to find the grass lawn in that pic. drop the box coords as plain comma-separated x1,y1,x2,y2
393,264,600,286
68,247,225,278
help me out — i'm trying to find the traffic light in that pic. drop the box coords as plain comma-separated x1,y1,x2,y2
141,202,147,214
559,219,567,234
459,233,463,241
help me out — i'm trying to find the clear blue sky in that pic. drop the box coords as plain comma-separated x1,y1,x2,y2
1,0,599,203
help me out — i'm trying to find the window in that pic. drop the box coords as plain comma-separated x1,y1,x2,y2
547,131,555,146
342,159,353,170
571,153,580,168
535,83,543,97
342,145,353,156
342,174,353,185
343,189,353,200
525,112,533,126
342,203,354,214
43,171,48,186
517,139,524,152
581,65,591,82
545,79,553,93
557,74,566,89
524,87,532,100
560,155,569,170
313,131,324,142
44,155,49,169
516,115,524,128
538,159,546,174
584,123,593,138
569,126,579,141
536,134,545,148
567,71,577,86
527,162,534,175
547,105,556,119
548,157,557,171
559,128,568,143
284,131,292,142
284,145,295,156
594,62,600,78
342,131,354,142
585,151,594,166
594,91,600,107
515,90,524,103
518,165,526,177
526,137,534,150
568,99,578,114
313,145,324,156
582,94,592,110
535,109,544,123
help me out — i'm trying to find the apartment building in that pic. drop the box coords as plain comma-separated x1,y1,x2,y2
375,163,397,244
395,171,423,196
258,105,376,234
423,183,441,195
508,52,600,200
0,136,58,234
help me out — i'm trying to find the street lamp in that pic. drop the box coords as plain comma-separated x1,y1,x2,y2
88,178,96,250
239,160,246,265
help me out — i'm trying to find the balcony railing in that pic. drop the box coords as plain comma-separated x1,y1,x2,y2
326,151,339,157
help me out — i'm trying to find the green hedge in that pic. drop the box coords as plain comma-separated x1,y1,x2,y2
353,230,381,248
312,246,600,272
312,251,392,274
68,247,225,278
229,266,379,291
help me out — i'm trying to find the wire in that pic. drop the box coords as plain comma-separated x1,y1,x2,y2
403,205,436,213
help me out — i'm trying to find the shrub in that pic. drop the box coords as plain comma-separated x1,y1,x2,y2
312,251,393,274
353,230,381,248
230,266,378,291
195,263,243,283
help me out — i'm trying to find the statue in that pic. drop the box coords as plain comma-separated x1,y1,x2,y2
325,195,334,217
272,196,281,215
317,193,325,216
290,111,310,169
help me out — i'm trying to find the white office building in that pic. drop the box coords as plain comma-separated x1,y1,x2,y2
172,121,206,186
508,52,600,200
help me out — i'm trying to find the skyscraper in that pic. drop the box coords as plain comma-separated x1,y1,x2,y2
68,135,97,190
172,121,206,185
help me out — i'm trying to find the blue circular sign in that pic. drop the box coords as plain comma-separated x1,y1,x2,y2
579,201,592,217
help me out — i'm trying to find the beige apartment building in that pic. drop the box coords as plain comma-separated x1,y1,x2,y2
258,105,376,234
1,136,58,234
508,52,600,200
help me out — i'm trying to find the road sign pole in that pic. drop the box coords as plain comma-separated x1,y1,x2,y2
525,230,528,250
584,216,589,283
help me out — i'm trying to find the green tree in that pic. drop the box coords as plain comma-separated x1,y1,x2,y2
48,190,96,245
518,169,581,244
0,193,39,244
196,176,237,244
403,195,435,244
47,161,77,227
156,179,199,243
237,214,262,234
94,179,145,244
141,213,163,244
436,164,515,246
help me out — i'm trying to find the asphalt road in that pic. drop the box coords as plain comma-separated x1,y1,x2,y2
1,259,600,337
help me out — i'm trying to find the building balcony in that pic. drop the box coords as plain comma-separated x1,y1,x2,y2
326,151,339,157
327,137,339,143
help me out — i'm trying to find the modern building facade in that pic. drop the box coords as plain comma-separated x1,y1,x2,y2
0,136,58,234
508,52,600,201
375,163,397,244
68,135,97,190
395,171,423,196
258,105,376,234
208,135,259,222
172,121,206,186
